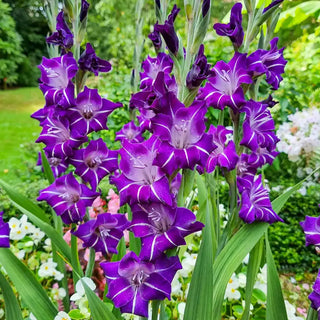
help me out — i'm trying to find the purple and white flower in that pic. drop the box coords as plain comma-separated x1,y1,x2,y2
154,5,180,55
186,44,212,90
38,53,78,107
239,175,283,224
129,203,204,260
68,86,121,135
36,115,87,158
72,213,129,255
152,100,215,174
115,121,144,144
247,38,287,90
111,137,173,206
37,150,69,178
46,11,73,50
199,52,252,111
240,100,279,152
140,53,173,90
213,3,244,49
78,43,112,76
38,173,99,224
300,216,320,247
308,270,320,314
101,252,181,317
70,138,118,190
205,125,238,173
0,212,10,248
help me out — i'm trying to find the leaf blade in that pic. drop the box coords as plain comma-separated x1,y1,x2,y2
0,248,57,320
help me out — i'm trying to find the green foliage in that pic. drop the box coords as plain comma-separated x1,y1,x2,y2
4,0,49,87
0,1,23,86
274,26,320,122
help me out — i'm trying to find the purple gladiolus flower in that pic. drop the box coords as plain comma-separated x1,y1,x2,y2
247,147,279,168
263,0,283,13
38,173,99,224
46,11,74,50
0,212,10,248
199,52,252,111
213,3,244,48
154,5,180,55
131,71,178,118
115,121,144,143
308,270,320,314
186,44,212,90
100,252,181,317
70,138,118,190
152,100,215,175
240,100,279,152
247,38,287,90
205,125,238,173
36,115,87,158
236,154,257,193
239,175,283,224
300,216,320,247
72,213,129,255
38,53,77,107
79,43,112,76
68,86,121,135
140,53,173,90
202,0,210,17
129,203,204,260
80,0,90,22
111,137,173,206
37,151,69,178
148,30,162,51
31,106,56,124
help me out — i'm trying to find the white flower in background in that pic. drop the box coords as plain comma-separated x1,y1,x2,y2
54,311,71,320
38,258,62,279
0,308,4,319
238,273,246,288
254,264,267,297
9,217,26,240
277,108,320,163
52,287,66,301
285,300,304,320
31,227,45,244
70,277,96,302
16,249,25,260
77,297,90,318
171,273,182,297
44,238,52,251
178,302,186,320
224,273,241,300
180,252,197,278
20,215,35,234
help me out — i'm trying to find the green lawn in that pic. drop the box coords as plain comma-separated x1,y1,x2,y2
0,88,44,182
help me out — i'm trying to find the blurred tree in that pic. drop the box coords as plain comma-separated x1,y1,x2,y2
0,1,24,89
3,0,49,87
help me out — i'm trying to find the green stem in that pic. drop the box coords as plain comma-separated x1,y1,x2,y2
85,248,96,278
71,224,84,284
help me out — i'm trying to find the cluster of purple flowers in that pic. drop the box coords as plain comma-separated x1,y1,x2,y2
30,1,289,317
35,4,130,259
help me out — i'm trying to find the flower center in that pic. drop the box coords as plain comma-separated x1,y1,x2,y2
49,157,62,167
82,104,95,120
86,155,102,169
131,270,148,287
60,192,80,203
172,120,190,149
148,208,170,233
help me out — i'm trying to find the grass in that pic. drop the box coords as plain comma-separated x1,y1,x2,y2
0,87,43,182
